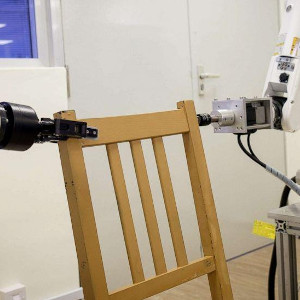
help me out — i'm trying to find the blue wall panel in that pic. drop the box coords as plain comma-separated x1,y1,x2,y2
0,0,38,58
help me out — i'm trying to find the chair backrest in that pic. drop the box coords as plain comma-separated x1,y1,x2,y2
55,100,233,300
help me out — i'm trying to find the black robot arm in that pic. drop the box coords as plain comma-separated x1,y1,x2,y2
0,102,98,151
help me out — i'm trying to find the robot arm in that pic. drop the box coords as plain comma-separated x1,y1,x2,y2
0,102,98,151
199,0,300,134
196,1,300,195
264,0,300,132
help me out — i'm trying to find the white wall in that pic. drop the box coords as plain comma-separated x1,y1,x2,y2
61,0,285,293
0,68,78,299
188,0,285,257
62,0,198,292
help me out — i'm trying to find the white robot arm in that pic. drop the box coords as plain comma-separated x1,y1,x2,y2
264,0,300,132
197,1,300,195
198,0,300,134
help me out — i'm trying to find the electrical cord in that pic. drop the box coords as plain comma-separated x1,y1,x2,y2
237,133,300,195
247,133,256,158
268,178,295,300
237,133,297,299
237,134,266,168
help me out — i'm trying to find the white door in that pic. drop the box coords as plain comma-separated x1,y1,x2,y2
61,0,197,292
188,0,284,258
61,0,284,290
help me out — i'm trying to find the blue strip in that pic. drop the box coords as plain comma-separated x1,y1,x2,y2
0,0,38,58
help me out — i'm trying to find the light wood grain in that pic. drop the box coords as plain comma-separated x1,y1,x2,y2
55,111,109,300
80,109,189,147
130,140,167,275
107,143,145,283
178,100,233,299
152,136,188,267
57,101,232,300
110,256,215,300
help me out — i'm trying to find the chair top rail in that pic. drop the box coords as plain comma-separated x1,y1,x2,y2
79,109,189,147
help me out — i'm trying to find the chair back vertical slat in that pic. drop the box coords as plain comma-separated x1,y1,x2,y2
151,136,188,267
181,132,223,299
106,143,145,283
55,111,109,300
178,101,234,299
130,140,167,275
181,132,214,252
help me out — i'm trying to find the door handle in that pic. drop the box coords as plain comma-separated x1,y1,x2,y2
199,72,220,79
197,65,220,96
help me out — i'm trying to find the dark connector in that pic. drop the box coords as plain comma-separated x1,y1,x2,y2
0,102,98,151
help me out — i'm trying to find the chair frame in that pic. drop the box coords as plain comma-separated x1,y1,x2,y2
55,100,233,300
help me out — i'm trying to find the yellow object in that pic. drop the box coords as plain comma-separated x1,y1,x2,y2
253,220,275,240
291,37,300,56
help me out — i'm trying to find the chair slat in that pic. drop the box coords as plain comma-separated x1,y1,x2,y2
106,143,145,283
181,133,213,252
55,111,109,300
152,137,188,267
80,109,189,147
178,100,233,299
109,256,215,300
130,140,167,275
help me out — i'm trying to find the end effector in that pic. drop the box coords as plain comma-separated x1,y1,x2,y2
0,102,98,151
198,97,274,134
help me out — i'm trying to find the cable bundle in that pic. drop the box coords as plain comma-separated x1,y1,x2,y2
236,133,297,300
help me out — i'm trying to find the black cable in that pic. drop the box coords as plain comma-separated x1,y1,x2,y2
247,133,257,158
268,242,276,300
237,133,294,299
268,177,295,300
237,134,266,168
240,133,297,299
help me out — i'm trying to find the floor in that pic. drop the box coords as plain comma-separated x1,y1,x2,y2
148,242,300,299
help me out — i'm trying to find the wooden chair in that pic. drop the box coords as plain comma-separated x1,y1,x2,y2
55,100,233,300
